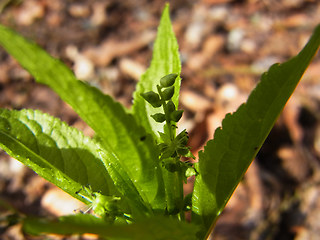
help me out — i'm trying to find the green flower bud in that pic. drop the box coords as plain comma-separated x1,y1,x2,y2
178,136,188,146
184,149,196,159
161,146,177,159
92,193,120,217
166,100,176,113
151,101,162,108
160,73,178,88
151,113,166,123
177,147,189,156
171,109,183,122
185,167,197,178
176,130,189,146
162,158,179,172
176,129,187,139
161,86,175,101
140,91,161,106
158,143,168,152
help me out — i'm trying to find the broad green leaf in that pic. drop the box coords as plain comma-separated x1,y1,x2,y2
23,214,200,240
192,25,320,238
0,109,115,203
132,4,181,140
0,25,165,214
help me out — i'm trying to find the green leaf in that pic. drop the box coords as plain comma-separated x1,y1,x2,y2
23,214,200,240
192,24,320,238
0,25,165,214
0,109,115,203
132,4,181,140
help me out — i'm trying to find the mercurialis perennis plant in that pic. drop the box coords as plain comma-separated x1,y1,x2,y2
0,3,320,240
141,73,196,217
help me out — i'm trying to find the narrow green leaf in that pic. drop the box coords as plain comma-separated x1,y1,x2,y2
0,25,165,214
132,4,181,140
0,109,115,203
192,24,320,238
23,214,200,240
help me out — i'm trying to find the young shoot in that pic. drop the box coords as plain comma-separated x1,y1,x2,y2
140,73,196,179
76,185,131,224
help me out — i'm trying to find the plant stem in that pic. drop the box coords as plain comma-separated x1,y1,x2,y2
157,85,176,141
156,85,185,218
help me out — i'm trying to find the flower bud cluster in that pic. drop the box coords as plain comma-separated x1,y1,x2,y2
140,73,183,123
158,129,193,160
140,73,196,178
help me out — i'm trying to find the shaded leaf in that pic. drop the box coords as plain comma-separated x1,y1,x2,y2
23,214,200,240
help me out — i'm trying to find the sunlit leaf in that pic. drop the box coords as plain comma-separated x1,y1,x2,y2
192,24,320,238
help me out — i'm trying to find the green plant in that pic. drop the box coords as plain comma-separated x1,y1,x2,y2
0,4,319,240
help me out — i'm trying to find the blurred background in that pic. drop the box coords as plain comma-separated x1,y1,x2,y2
0,0,320,239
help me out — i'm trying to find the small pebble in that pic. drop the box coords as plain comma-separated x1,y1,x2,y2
180,90,212,112
65,45,95,80
15,0,45,25
68,4,90,18
41,187,85,216
227,28,244,52
119,58,146,81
